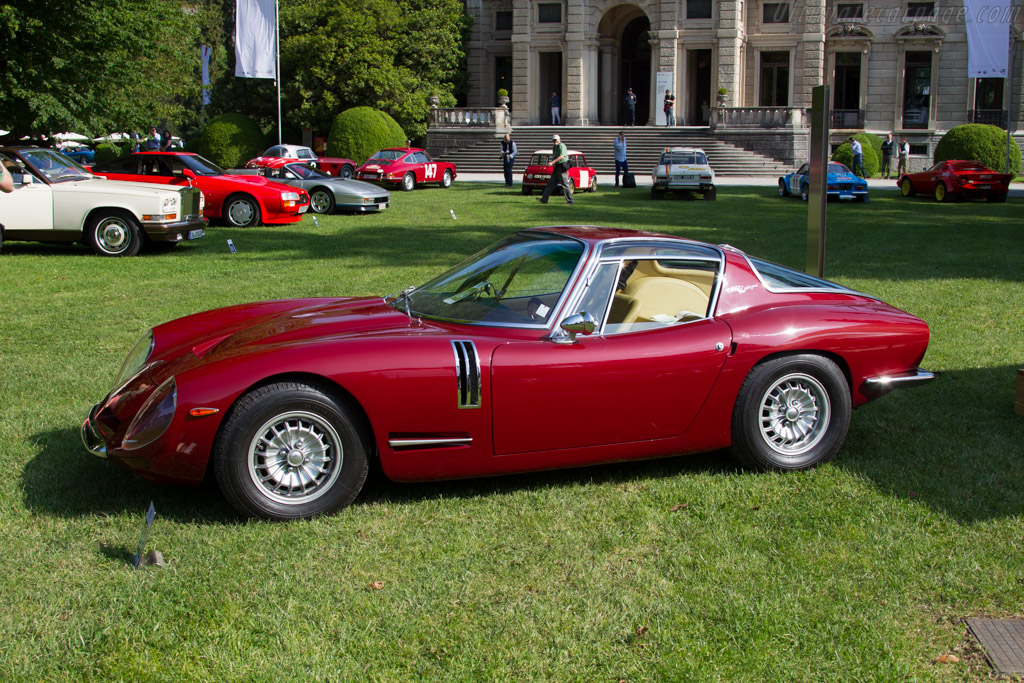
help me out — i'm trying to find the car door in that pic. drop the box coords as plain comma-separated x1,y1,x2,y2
416,152,437,183
0,157,54,233
790,164,809,194
139,155,176,186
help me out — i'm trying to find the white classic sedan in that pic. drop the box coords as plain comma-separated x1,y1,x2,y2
0,147,206,256
650,147,716,201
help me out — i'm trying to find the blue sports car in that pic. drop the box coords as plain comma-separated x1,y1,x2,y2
779,162,868,202
62,147,95,164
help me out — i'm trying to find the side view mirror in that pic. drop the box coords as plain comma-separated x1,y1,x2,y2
557,312,596,343
12,173,32,185
182,169,197,179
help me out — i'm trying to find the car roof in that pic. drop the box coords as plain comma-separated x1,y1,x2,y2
662,147,707,154
379,147,423,153
273,144,312,152
531,149,584,155
523,225,706,246
133,151,196,156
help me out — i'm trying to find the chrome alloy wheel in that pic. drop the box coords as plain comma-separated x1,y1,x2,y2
95,216,132,253
310,190,333,213
227,198,256,226
247,411,343,505
757,372,831,456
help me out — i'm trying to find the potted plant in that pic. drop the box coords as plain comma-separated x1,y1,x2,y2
428,93,441,108
717,87,728,105
497,88,510,107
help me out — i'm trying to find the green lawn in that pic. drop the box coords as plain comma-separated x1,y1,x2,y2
1,184,1022,680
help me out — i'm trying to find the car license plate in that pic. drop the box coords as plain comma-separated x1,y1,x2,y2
536,174,550,180
976,184,990,189
299,205,308,213
187,229,205,240
377,203,387,210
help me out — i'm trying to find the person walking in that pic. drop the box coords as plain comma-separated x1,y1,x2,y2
880,133,895,179
663,90,676,126
538,133,574,204
500,132,518,187
848,136,866,177
614,131,628,187
897,136,910,176
624,88,637,125
550,91,561,125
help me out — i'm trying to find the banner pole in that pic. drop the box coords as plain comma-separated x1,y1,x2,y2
1007,28,1014,174
276,0,282,145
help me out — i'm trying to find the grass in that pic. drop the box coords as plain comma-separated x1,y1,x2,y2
1,183,1022,680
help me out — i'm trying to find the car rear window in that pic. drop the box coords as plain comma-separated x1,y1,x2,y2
749,257,852,291
660,151,707,165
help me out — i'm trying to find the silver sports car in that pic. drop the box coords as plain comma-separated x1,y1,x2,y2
232,163,390,214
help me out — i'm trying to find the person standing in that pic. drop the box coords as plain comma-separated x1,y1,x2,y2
663,90,676,126
539,133,574,204
145,126,161,151
613,131,628,187
624,88,637,126
0,159,14,193
500,132,518,187
898,136,910,176
550,91,561,125
880,133,895,179
848,136,866,177
159,129,172,152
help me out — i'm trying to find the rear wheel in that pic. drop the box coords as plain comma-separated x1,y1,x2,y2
731,355,851,472
309,188,335,214
651,186,664,200
987,193,1006,203
934,184,947,203
87,210,142,257
224,194,261,227
401,172,416,192
441,169,453,188
522,186,533,195
800,184,809,202
704,186,717,201
778,179,789,197
213,382,369,520
901,178,915,197
338,165,354,180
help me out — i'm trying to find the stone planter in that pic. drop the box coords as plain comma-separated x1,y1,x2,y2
497,95,510,108
428,95,441,108
717,93,728,105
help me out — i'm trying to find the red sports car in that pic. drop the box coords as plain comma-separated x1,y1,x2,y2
522,149,598,195
897,160,1011,203
82,226,933,520
245,144,358,180
355,148,456,191
92,152,310,227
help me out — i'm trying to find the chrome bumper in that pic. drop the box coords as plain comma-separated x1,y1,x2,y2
864,369,935,392
81,404,107,458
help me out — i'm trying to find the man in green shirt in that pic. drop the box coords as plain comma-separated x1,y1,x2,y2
538,133,574,204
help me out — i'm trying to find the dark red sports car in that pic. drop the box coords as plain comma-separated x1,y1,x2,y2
82,226,933,520
897,160,1011,203
355,147,456,191
92,152,310,227
245,145,358,180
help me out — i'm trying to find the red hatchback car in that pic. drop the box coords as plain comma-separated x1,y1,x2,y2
92,152,310,227
355,148,456,191
82,226,933,521
521,149,598,195
897,159,1011,203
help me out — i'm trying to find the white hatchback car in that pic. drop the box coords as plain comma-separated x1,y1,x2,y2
0,147,206,256
650,147,716,200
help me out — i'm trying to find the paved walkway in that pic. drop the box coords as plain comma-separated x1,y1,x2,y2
458,172,1024,196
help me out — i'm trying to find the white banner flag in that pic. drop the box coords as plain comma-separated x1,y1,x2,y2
963,0,1012,77
235,0,276,79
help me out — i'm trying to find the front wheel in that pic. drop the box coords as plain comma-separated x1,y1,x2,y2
730,354,851,472
224,194,261,227
87,210,142,256
901,178,915,197
589,176,597,192
441,169,453,188
213,382,369,520
401,172,416,192
778,179,789,197
309,188,336,214
338,165,354,180
522,185,533,195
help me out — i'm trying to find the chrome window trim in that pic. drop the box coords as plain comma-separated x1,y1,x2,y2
735,250,878,299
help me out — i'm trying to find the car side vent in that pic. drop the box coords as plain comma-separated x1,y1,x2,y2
451,340,481,409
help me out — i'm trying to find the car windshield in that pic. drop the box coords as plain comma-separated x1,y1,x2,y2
530,154,552,166
283,163,325,179
394,233,585,326
21,149,92,182
660,151,707,165
829,163,850,174
181,154,227,176
368,150,405,164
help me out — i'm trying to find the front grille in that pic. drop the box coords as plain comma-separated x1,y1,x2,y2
451,340,481,409
182,188,201,217
374,196,389,203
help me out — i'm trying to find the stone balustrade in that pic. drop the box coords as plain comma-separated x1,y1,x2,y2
429,107,511,130
711,106,808,130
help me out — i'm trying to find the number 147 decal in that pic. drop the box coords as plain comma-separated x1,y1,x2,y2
424,163,437,179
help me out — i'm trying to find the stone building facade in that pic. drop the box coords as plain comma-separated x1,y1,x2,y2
462,0,1023,160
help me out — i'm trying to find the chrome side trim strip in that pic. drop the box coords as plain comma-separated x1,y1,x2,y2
451,340,481,408
864,369,935,389
388,437,474,449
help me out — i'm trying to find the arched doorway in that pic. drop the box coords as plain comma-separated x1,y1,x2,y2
597,5,652,125
620,16,651,125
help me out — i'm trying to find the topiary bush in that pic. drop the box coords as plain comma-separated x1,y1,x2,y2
94,143,123,164
831,133,878,178
197,113,266,168
934,123,1021,176
327,107,406,165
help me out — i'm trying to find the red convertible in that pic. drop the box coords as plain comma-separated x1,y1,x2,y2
355,147,456,191
897,160,1011,202
82,226,933,520
92,152,310,227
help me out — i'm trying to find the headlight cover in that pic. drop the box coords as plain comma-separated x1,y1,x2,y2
112,330,154,390
281,192,300,201
122,376,176,451
162,196,178,213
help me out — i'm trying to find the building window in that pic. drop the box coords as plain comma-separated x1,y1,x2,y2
836,3,864,20
762,2,790,23
538,3,561,23
902,51,932,129
687,0,712,19
906,2,935,18
495,11,513,31
760,51,789,106
833,52,862,125
495,56,512,100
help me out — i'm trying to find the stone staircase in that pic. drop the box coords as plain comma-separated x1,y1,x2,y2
436,126,793,177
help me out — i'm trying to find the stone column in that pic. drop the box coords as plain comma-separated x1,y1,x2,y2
799,0,826,109
511,0,532,126
716,0,744,102
653,29,680,125
565,0,586,125
599,37,617,124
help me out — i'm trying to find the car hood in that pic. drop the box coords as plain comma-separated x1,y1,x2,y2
327,178,385,194
66,177,185,197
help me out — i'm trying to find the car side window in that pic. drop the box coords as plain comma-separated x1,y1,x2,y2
413,152,430,164
602,259,715,335
97,156,137,173
297,149,314,159
797,164,810,175
166,157,190,177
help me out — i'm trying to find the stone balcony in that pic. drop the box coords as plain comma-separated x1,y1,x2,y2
710,106,808,130
429,107,511,130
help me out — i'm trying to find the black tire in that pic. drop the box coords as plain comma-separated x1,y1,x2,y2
900,178,915,197
778,179,789,197
339,164,354,180
987,193,1006,203
309,187,336,214
87,210,142,257
441,169,453,188
651,187,663,200
401,172,416,192
213,381,369,520
800,184,809,202
223,194,261,227
730,354,851,472
522,186,533,195
704,186,717,201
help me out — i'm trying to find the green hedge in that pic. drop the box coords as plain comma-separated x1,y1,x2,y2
831,133,879,178
327,107,406,165
197,113,266,168
934,123,1021,176
94,143,123,164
